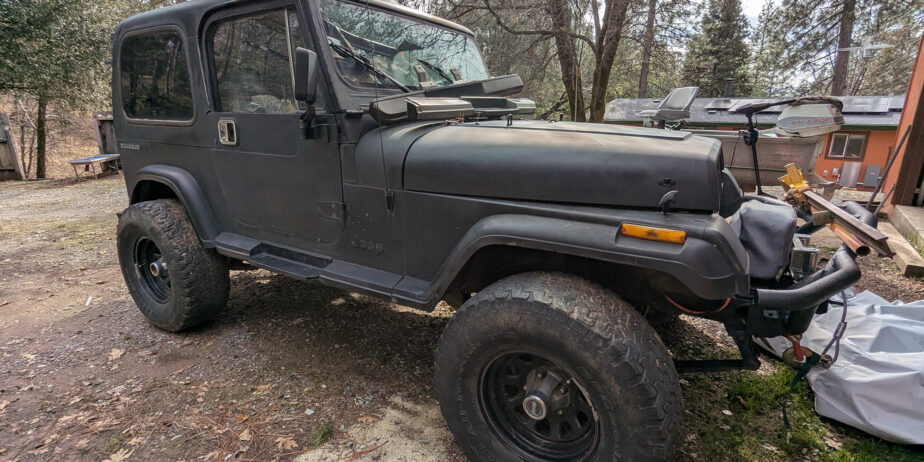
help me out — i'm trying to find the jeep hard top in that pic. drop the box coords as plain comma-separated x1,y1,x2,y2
112,1,873,459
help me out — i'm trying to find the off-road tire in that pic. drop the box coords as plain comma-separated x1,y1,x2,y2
435,272,681,461
117,199,229,332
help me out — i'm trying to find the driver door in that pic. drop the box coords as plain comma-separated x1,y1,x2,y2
203,2,342,249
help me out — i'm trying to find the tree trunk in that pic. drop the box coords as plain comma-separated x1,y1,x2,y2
35,96,47,179
830,0,855,96
588,0,630,122
637,0,656,98
548,0,586,121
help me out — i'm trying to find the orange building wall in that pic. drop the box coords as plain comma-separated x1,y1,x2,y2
813,129,899,189
882,33,924,210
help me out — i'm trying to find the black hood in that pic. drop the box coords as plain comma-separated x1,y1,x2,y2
398,120,724,213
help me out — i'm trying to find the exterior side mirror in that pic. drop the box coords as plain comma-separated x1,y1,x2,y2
294,47,318,105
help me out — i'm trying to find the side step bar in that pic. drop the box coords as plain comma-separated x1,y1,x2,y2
214,232,329,280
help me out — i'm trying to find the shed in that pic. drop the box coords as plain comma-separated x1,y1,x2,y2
604,95,905,190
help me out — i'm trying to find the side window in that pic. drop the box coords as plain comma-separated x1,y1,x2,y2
211,7,309,114
120,30,194,121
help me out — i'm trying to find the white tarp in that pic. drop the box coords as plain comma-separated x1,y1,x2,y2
762,290,924,444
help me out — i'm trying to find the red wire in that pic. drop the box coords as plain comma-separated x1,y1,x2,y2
664,295,731,315
785,334,805,361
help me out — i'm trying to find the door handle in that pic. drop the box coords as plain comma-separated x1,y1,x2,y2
218,119,238,146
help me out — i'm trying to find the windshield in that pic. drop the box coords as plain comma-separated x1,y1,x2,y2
319,0,489,91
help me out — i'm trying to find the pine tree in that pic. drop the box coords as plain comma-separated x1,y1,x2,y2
680,0,751,97
751,0,922,97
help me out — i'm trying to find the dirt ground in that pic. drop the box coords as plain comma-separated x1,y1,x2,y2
1,174,923,461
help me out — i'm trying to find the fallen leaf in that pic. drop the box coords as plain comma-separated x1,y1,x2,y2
357,415,378,424
69,396,81,405
762,443,779,452
197,451,220,461
721,409,733,416
824,437,842,450
79,266,89,271
103,447,134,462
238,429,252,441
108,349,125,361
275,436,298,450
0,400,9,410
736,395,747,408
58,412,89,423
21,352,36,361
126,436,145,446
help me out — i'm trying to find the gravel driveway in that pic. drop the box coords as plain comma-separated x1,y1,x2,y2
1,175,921,461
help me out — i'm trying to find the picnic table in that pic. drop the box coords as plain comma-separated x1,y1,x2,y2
68,154,120,179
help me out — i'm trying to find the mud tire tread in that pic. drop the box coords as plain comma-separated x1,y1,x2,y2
117,199,229,332
435,271,681,461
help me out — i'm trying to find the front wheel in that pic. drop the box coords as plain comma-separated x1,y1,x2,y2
434,272,681,461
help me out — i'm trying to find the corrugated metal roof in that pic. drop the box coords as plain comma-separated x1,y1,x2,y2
604,95,905,128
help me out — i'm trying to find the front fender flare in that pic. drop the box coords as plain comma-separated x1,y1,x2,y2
401,214,748,307
130,165,219,247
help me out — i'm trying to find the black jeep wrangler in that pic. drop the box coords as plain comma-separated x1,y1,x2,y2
112,0,870,459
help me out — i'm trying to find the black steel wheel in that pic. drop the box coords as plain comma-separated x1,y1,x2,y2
117,199,229,332
133,237,171,303
481,350,599,461
435,272,681,461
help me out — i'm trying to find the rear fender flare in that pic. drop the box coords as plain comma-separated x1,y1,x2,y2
130,165,219,247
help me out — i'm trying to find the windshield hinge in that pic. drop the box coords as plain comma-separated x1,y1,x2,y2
307,114,338,142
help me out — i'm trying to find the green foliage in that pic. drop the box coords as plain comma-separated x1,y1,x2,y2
749,0,922,96
0,0,124,109
680,0,752,97
312,421,334,446
680,364,924,462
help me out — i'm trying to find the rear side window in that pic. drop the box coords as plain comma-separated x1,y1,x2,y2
210,8,304,113
120,30,194,121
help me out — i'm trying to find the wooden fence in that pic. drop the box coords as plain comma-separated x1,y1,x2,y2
0,112,25,181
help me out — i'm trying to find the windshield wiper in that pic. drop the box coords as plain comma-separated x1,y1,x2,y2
328,39,410,93
416,59,454,84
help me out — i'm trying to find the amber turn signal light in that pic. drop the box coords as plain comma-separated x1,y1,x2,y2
619,223,687,245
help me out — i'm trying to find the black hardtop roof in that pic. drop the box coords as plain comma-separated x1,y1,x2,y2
115,0,474,37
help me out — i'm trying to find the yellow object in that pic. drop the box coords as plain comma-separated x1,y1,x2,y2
778,163,811,203
619,223,687,245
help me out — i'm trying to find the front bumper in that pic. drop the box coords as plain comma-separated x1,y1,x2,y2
749,202,874,336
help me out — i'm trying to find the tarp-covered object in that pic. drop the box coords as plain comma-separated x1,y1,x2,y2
763,290,924,444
